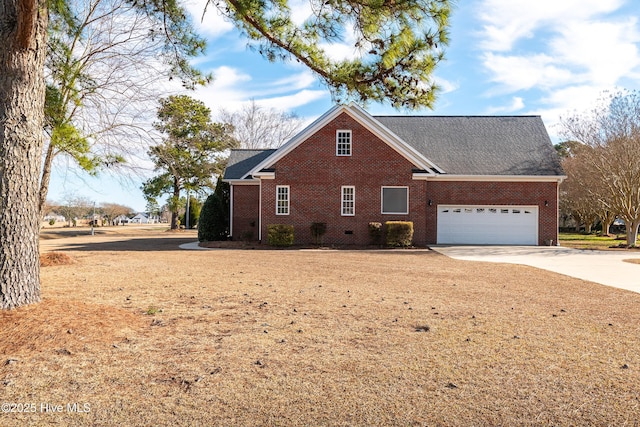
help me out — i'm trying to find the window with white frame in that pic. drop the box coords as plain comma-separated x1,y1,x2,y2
276,185,290,215
341,186,355,216
381,186,409,214
336,130,352,156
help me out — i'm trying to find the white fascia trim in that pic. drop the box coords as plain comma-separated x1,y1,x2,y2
224,179,260,185
252,171,275,179
412,173,435,180
427,174,566,183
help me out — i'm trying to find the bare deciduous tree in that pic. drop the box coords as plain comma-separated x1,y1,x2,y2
218,100,303,149
101,203,134,225
561,90,640,246
41,0,210,214
560,152,614,234
55,195,94,226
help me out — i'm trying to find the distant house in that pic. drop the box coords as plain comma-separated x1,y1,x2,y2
113,215,129,225
223,104,565,246
43,213,66,223
129,212,159,224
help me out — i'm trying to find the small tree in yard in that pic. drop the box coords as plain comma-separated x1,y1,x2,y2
142,95,237,230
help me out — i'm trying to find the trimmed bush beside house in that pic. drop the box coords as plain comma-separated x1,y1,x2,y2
385,221,414,247
310,222,327,245
368,222,383,246
267,224,295,247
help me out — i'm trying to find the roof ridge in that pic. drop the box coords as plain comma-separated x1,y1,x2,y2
373,115,542,118
229,148,277,151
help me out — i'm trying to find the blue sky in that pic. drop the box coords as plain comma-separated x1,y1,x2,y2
47,0,640,211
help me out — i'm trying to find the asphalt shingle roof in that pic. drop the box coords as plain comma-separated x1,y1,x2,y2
223,115,565,179
374,115,564,176
223,149,276,180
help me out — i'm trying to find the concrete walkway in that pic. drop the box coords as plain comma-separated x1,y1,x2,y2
431,246,640,294
179,241,215,250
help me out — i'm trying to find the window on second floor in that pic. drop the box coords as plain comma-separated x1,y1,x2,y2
336,130,352,156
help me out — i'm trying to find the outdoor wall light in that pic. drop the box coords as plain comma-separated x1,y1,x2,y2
428,199,433,206
545,200,549,207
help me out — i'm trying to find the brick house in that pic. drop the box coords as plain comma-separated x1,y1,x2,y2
223,104,565,246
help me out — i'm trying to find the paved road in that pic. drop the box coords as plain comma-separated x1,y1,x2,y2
431,246,640,294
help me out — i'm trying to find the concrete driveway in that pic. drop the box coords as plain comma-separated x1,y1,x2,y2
431,246,640,294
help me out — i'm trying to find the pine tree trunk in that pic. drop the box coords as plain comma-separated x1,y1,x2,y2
0,0,48,308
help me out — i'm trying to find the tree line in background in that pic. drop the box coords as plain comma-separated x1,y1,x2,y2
43,198,137,226
558,90,640,247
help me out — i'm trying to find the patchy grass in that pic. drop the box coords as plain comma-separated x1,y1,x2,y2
559,232,637,250
1,231,638,425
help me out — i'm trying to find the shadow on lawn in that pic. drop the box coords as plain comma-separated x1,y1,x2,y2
49,237,196,252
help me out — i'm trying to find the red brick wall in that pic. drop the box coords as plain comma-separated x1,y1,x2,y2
260,112,428,245
232,184,260,241
230,112,560,246
425,180,559,245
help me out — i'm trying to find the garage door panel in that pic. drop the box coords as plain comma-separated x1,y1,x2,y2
437,206,538,245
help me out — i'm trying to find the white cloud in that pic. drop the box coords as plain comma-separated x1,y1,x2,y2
192,65,328,114
435,76,459,94
551,18,640,86
289,0,314,26
211,66,252,89
477,0,625,51
474,0,640,132
254,90,328,111
484,96,525,114
184,0,234,39
268,72,318,93
482,53,576,92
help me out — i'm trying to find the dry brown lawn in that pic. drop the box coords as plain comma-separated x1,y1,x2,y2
1,226,639,426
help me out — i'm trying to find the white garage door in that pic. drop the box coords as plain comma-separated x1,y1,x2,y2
437,205,538,245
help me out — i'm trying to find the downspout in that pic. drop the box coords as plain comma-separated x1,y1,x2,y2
229,185,234,240
555,180,561,246
258,179,263,241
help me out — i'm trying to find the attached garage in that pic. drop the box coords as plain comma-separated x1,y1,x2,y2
437,205,538,245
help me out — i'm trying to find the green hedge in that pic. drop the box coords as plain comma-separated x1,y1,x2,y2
267,224,295,247
198,177,230,242
385,221,414,247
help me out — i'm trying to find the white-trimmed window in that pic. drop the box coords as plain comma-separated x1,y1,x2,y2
341,186,355,216
336,130,352,156
276,185,290,215
381,186,409,214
